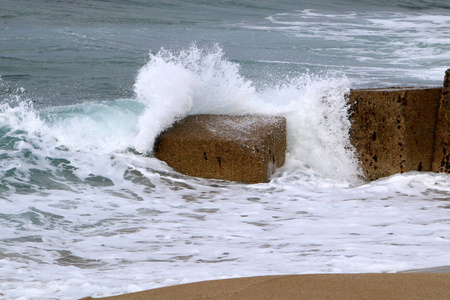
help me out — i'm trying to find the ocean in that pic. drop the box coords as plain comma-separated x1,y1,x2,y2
1,0,450,299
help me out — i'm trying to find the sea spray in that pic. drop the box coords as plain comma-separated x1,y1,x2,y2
132,45,360,180
0,101,44,134
133,45,257,152
39,100,143,152
275,75,360,182
0,45,361,181
133,50,196,153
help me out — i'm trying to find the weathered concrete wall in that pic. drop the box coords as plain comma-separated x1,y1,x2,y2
432,69,450,173
154,115,286,184
348,87,442,181
153,70,449,183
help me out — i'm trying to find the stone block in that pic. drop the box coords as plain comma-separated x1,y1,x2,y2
432,69,450,173
153,115,286,183
348,87,442,181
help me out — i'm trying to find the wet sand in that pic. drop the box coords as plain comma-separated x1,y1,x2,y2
81,268,450,300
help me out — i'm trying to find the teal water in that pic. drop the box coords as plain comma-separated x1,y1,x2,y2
2,0,448,106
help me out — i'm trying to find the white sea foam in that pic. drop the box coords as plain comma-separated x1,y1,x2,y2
1,45,450,300
40,100,142,152
2,157,450,300
0,101,44,134
247,9,449,85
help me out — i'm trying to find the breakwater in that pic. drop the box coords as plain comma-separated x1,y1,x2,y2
155,69,449,183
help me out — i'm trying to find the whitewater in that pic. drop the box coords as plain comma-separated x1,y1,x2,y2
2,45,450,300
1,1,450,299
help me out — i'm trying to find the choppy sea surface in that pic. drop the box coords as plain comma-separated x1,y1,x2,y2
1,0,450,299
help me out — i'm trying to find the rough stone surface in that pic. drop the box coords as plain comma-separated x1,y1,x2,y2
432,69,450,173
348,87,442,181
154,115,286,183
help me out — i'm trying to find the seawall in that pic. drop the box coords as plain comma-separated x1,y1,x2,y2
154,69,449,183
348,68,449,180
348,87,442,180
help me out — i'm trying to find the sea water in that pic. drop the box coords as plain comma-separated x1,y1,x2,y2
1,0,450,299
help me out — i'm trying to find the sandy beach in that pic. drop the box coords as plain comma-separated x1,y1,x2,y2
82,268,450,300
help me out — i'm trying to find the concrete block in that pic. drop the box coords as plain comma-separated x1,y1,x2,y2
348,87,442,181
432,69,450,173
153,115,286,183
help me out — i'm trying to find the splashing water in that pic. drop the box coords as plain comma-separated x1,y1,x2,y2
132,45,359,180
3,44,450,300
132,45,258,152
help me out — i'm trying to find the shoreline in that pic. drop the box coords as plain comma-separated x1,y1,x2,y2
81,267,450,300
